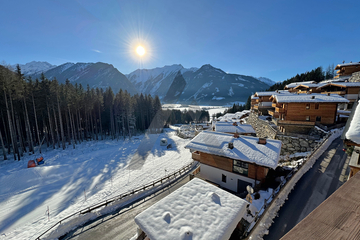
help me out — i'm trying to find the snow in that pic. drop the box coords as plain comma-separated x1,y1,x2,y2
0,130,193,239
134,178,248,240
215,123,255,134
11,61,57,76
212,96,225,100
185,131,282,169
228,87,234,96
345,100,360,144
285,81,316,89
255,91,292,97
257,77,275,86
162,104,228,117
335,62,360,68
319,82,360,88
337,110,351,115
274,93,349,103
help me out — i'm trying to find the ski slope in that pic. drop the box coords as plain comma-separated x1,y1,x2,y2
0,129,192,239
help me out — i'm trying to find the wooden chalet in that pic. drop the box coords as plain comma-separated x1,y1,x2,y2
334,62,360,78
269,93,349,134
284,81,316,92
342,100,360,178
185,131,282,193
281,171,360,240
251,91,292,115
317,82,360,110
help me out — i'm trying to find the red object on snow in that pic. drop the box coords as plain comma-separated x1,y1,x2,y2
28,160,36,168
36,156,44,163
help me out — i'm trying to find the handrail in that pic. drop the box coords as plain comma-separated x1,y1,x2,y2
242,130,333,238
35,161,197,240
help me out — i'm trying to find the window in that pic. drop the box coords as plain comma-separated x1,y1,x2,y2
316,116,321,122
233,160,249,176
315,103,319,109
222,174,227,183
306,116,310,121
306,104,310,109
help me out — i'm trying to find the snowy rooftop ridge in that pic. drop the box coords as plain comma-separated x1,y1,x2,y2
185,131,282,169
215,123,255,134
134,178,248,240
335,62,360,69
285,81,316,89
345,100,360,144
274,93,349,103
255,91,292,97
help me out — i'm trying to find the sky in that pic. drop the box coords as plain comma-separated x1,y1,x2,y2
1,0,359,82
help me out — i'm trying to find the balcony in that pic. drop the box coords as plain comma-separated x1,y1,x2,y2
272,103,282,108
268,110,279,118
275,107,285,113
321,91,346,95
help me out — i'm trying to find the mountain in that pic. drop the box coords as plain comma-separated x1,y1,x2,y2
130,64,272,105
31,62,138,95
257,77,275,86
12,61,57,75
126,64,198,97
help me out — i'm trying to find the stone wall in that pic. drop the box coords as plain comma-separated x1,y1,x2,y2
247,112,277,139
350,71,360,82
247,112,325,155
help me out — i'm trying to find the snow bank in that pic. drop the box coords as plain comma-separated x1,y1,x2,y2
248,128,343,239
0,130,193,239
345,100,360,144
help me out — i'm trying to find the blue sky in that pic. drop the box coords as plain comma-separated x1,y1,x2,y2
1,0,359,82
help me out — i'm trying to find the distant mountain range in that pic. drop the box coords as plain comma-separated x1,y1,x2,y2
12,61,274,105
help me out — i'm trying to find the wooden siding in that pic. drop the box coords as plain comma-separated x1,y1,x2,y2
194,152,269,181
284,102,337,125
347,87,360,94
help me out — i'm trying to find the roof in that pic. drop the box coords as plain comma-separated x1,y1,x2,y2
255,91,293,97
273,93,349,103
349,146,360,169
280,171,360,240
319,76,349,83
335,62,360,69
317,82,360,89
185,131,282,169
345,100,360,144
341,100,358,141
215,123,255,134
134,178,248,240
285,81,316,89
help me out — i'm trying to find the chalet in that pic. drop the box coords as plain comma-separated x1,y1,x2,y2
334,62,360,78
280,171,360,240
251,91,292,115
185,131,282,193
214,122,256,136
269,93,349,134
289,83,323,94
342,100,360,178
284,81,316,92
317,82,360,110
134,178,249,240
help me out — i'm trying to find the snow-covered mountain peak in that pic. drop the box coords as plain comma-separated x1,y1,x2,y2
257,77,275,86
11,61,57,75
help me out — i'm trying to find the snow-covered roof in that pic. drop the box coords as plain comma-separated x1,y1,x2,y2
319,76,349,83
134,178,248,240
335,62,360,69
251,95,259,99
223,113,236,119
185,131,282,169
255,91,293,97
317,82,360,88
285,81,316,89
293,83,325,88
345,100,360,144
274,93,349,103
215,123,255,134
337,110,351,115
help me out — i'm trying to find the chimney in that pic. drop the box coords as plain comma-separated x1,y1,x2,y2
258,138,267,145
311,96,315,99
228,142,234,149
327,93,330,96
233,132,240,138
232,122,238,126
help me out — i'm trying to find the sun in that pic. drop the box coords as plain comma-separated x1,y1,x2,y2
136,45,146,56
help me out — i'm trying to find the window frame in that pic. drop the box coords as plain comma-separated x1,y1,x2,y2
233,160,249,176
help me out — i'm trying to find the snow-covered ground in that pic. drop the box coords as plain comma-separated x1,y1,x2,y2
162,104,228,117
0,129,192,239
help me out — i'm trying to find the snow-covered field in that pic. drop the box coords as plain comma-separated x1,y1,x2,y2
0,129,192,239
162,104,228,117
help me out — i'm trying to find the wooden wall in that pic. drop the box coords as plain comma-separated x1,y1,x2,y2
284,102,337,125
195,152,269,181
347,87,360,94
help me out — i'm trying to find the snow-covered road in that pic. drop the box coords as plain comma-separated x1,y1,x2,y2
0,129,192,239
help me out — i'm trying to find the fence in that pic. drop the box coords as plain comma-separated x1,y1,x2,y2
35,161,197,240
241,130,333,238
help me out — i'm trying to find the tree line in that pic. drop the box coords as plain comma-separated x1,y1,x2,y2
267,65,335,91
0,65,164,160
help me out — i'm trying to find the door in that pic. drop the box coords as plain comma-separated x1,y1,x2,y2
237,179,249,193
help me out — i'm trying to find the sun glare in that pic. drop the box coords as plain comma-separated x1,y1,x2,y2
136,45,145,56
